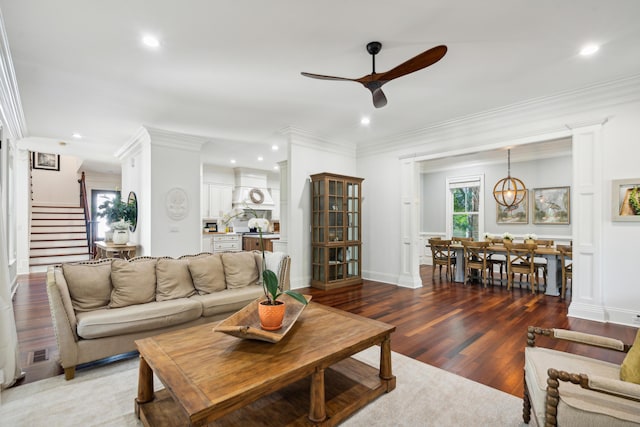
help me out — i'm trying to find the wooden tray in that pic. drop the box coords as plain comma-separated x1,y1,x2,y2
213,294,312,343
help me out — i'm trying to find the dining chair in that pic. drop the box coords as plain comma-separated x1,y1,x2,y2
532,239,554,291
461,240,492,287
557,244,573,299
487,238,508,285
428,238,456,280
505,242,538,293
451,237,473,244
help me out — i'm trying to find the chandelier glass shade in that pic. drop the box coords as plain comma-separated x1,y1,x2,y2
493,149,526,208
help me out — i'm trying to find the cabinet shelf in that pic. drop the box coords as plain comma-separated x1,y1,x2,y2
310,172,363,290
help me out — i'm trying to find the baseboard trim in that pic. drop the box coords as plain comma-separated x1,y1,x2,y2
567,301,607,323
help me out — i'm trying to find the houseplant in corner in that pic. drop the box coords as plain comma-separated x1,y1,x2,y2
97,193,137,242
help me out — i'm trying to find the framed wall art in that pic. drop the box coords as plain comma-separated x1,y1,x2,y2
496,190,528,224
612,178,640,222
32,152,60,171
532,186,570,225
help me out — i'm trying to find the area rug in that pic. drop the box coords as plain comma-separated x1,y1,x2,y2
0,348,525,426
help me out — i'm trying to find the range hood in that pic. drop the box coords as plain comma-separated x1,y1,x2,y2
232,169,275,211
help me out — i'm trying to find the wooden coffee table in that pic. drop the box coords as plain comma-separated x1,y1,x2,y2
135,302,395,426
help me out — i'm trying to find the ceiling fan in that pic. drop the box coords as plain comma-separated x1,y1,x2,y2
301,41,447,108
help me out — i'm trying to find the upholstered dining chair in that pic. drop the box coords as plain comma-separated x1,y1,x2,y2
428,238,456,280
524,326,640,426
505,242,538,292
461,240,492,287
532,239,554,291
487,238,508,285
557,244,573,299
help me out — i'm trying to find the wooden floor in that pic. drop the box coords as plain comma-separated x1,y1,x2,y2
12,267,638,398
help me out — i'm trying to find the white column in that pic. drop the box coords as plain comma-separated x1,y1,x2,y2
397,158,422,288
272,160,288,254
568,123,606,321
15,148,30,274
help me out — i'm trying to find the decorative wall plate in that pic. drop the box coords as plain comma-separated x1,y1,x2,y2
165,187,189,220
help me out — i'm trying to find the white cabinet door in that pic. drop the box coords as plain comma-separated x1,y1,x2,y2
202,235,213,252
208,184,233,218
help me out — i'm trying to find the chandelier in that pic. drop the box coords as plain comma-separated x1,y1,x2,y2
493,149,526,208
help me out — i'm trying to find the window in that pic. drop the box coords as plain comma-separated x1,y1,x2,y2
446,175,484,240
92,190,119,240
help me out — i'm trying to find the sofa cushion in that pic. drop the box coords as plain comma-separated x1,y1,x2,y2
620,329,640,384
187,254,226,294
191,285,264,317
62,262,112,312
76,298,202,339
109,259,157,308
221,251,259,289
155,258,196,301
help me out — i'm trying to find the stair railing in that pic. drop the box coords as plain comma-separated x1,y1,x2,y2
78,172,96,257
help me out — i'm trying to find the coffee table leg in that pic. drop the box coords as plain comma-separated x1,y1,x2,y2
379,335,396,391
309,367,327,423
135,355,154,417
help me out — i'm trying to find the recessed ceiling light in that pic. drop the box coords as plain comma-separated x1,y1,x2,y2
580,44,599,56
72,132,82,139
257,156,264,161
273,165,279,170
360,116,371,126
271,145,279,151
58,141,67,146
230,159,236,164
142,35,160,48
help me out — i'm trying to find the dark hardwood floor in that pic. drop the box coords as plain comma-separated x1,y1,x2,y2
12,267,638,398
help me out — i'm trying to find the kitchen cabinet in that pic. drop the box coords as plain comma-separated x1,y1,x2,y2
310,172,363,290
243,236,273,252
202,184,232,219
203,234,241,253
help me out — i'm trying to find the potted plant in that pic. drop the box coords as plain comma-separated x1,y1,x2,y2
501,232,514,242
223,205,308,330
523,233,538,244
97,193,137,241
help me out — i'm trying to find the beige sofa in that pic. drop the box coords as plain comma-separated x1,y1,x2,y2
46,250,290,380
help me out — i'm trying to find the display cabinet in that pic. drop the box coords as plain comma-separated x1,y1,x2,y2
310,172,363,289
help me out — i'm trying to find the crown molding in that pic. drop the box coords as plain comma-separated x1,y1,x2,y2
359,73,640,159
116,126,210,160
280,126,356,158
0,11,27,140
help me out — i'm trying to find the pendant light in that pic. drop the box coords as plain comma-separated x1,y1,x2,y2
493,149,526,208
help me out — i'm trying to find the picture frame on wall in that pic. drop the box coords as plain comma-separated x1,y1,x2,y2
532,186,570,224
496,190,528,224
32,152,60,171
612,178,640,222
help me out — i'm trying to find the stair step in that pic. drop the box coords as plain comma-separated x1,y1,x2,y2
31,206,83,214
30,247,90,257
32,212,85,220
31,219,86,226
31,225,87,233
29,254,93,267
30,239,88,248
31,233,88,240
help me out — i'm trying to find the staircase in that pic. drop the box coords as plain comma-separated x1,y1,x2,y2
30,205,92,272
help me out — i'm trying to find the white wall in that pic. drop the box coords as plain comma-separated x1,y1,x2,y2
31,154,82,206
357,77,640,326
421,155,573,240
286,130,357,289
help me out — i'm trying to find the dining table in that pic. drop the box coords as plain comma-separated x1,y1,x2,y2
448,243,561,296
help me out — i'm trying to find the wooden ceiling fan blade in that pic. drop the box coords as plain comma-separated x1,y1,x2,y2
380,45,447,82
300,72,356,82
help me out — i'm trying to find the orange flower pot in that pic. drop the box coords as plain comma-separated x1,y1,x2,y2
258,301,285,331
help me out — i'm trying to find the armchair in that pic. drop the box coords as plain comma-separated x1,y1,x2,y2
524,326,640,426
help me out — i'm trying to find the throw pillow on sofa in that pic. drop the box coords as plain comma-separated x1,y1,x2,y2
221,251,259,289
110,259,157,308
62,262,112,312
187,254,226,294
155,258,197,301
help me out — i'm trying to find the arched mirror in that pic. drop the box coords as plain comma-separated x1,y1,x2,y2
128,191,138,232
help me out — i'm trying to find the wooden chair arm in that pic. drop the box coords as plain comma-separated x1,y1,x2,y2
545,368,640,426
527,326,631,352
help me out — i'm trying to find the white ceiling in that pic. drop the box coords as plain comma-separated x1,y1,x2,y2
1,1,640,174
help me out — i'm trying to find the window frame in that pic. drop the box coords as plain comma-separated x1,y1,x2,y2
445,174,485,240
